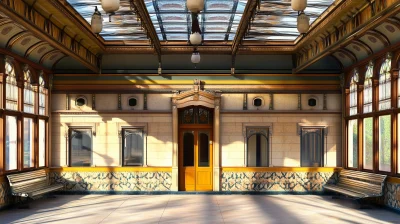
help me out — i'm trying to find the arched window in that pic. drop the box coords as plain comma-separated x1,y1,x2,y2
349,70,358,115
247,128,269,167
38,73,47,115
5,59,18,110
379,53,391,111
23,67,35,113
363,62,373,113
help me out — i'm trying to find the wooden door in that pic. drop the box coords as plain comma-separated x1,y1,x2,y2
179,129,213,191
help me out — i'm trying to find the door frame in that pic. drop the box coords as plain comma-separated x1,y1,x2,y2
171,80,221,191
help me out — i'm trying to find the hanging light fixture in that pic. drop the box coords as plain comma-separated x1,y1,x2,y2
190,13,202,45
297,12,310,34
291,0,307,11
101,0,120,22
191,50,201,68
187,0,204,13
91,6,103,35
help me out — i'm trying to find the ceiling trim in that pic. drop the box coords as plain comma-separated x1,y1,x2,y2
0,0,100,73
47,0,105,52
294,2,400,73
366,30,390,47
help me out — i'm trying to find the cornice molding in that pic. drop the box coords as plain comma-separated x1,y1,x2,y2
0,0,100,73
47,0,105,53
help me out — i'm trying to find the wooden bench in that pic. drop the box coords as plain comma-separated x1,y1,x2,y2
324,169,387,207
7,169,63,206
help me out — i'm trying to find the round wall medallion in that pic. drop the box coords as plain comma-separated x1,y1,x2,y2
38,46,47,54
352,45,361,52
49,54,58,61
385,25,395,33
1,26,13,35
367,36,377,43
21,38,31,46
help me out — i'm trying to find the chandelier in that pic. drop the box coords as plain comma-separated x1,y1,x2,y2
291,0,310,34
91,0,121,34
187,0,204,67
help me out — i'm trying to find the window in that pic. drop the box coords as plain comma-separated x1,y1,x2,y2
253,98,263,107
347,119,358,168
308,98,317,107
123,129,144,166
75,97,86,106
23,118,34,168
363,117,373,170
23,68,35,114
5,59,18,111
363,62,373,113
379,54,391,111
39,119,46,167
38,74,47,115
5,116,18,171
379,115,391,172
349,70,358,115
128,97,137,107
300,128,324,167
247,128,269,167
179,107,212,124
69,129,92,167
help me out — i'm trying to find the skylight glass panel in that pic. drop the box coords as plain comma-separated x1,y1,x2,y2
147,0,249,41
246,0,334,42
66,0,150,41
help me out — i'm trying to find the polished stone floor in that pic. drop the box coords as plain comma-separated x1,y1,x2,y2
0,194,399,224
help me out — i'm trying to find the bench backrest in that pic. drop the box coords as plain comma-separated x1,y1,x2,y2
339,169,387,196
7,169,49,194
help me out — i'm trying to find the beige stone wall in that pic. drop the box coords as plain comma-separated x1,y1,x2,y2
51,113,173,167
220,113,341,167
51,93,341,168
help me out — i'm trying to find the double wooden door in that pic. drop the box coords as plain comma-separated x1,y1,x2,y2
179,129,213,191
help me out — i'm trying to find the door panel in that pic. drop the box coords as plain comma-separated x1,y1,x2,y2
179,129,213,191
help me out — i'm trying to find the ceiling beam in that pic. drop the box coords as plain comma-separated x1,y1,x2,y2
0,1,100,73
231,0,259,74
131,0,162,62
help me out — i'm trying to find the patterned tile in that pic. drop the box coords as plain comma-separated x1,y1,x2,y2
50,171,172,191
221,171,337,192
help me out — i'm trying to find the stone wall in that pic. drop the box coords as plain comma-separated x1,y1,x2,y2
220,113,341,167
385,181,400,212
0,179,12,209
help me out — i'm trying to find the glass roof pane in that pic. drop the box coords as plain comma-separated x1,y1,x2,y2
67,0,150,41
246,0,334,42
149,0,249,41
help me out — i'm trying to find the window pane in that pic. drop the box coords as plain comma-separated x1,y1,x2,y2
379,115,391,172
198,132,209,167
247,133,269,167
24,118,35,168
183,132,194,166
363,118,373,170
39,119,46,167
6,116,18,170
301,128,324,167
347,119,358,168
123,129,144,166
398,114,400,173
70,129,92,167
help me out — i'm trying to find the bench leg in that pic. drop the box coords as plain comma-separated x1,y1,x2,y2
355,199,370,209
17,197,31,209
